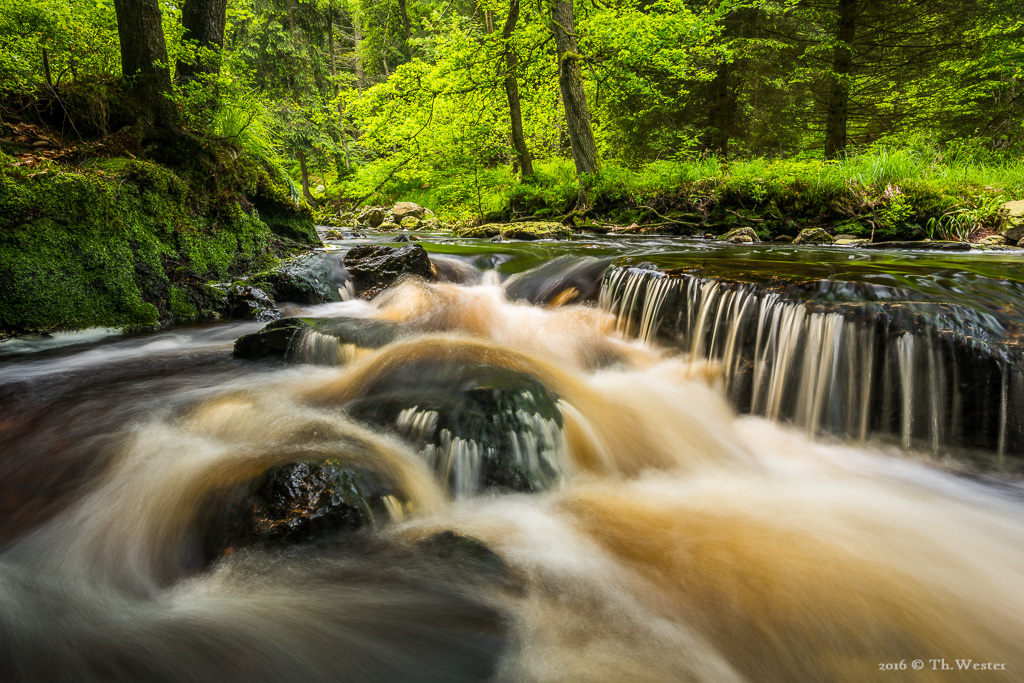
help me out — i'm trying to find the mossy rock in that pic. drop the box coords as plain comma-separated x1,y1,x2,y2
793,227,834,245
400,216,421,230
453,222,571,240
998,200,1024,243
720,227,759,244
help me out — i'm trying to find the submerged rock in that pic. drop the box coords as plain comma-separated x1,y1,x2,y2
244,461,396,544
233,316,405,361
342,244,434,298
454,222,572,240
793,227,834,245
346,361,565,496
720,227,759,244
861,240,971,251
252,252,346,305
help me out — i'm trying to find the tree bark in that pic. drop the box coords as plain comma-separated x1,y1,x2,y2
113,0,177,137
706,61,731,157
298,149,317,205
550,0,598,207
397,0,413,59
824,0,858,158
502,0,533,179
353,10,365,88
176,0,228,84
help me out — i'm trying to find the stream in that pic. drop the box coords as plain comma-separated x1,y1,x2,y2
1,233,1022,681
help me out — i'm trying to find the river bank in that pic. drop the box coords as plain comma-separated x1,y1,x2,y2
0,141,317,339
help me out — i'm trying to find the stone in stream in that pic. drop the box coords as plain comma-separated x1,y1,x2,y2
793,227,834,245
860,240,971,251
233,316,406,361
399,216,422,230
241,461,396,545
225,284,280,322
454,222,571,240
719,227,759,244
356,206,386,227
391,202,427,222
251,252,347,305
345,360,565,496
342,244,434,298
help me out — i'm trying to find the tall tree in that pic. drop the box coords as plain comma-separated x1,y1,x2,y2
502,0,533,179
113,0,177,138
550,0,599,207
177,0,229,84
823,0,858,158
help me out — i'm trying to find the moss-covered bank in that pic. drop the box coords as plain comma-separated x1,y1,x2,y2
0,142,317,338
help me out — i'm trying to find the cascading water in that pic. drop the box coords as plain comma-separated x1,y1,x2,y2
601,259,1024,463
1,236,1023,681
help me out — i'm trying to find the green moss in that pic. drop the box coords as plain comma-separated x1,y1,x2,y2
0,146,315,336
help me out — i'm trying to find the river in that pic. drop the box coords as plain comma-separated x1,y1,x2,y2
1,233,1022,681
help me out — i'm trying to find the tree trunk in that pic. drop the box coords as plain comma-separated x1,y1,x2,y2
502,0,533,179
113,0,177,138
176,0,228,84
353,10,365,88
298,150,317,205
706,61,731,157
397,0,412,59
824,0,858,159
550,0,599,208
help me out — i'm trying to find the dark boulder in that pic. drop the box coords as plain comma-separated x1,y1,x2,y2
345,360,565,495
233,316,406,361
253,252,347,305
226,284,280,322
342,244,433,298
244,461,396,544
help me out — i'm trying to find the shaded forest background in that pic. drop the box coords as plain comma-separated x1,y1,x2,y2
1,0,1022,228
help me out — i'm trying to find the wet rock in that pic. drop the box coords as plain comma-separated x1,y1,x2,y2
233,316,405,360
454,222,571,240
773,235,794,243
342,244,434,298
391,234,419,242
378,221,400,232
998,199,1024,243
504,255,610,305
346,361,565,496
357,206,386,227
861,241,971,251
226,284,280,322
324,229,345,240
399,216,421,230
242,461,397,545
252,252,346,305
793,227,834,245
720,227,759,244
391,202,426,222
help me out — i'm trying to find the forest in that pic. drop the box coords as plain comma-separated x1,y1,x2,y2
1,0,1022,229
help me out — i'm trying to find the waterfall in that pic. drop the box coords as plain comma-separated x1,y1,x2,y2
601,265,1022,460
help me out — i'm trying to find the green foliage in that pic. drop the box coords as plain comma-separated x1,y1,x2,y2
0,149,312,335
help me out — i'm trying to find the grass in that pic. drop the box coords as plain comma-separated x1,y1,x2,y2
314,142,1024,239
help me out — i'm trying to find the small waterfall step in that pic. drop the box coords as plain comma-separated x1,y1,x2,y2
601,250,1024,464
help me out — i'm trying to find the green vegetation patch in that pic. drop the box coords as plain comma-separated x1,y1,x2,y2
0,149,315,337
